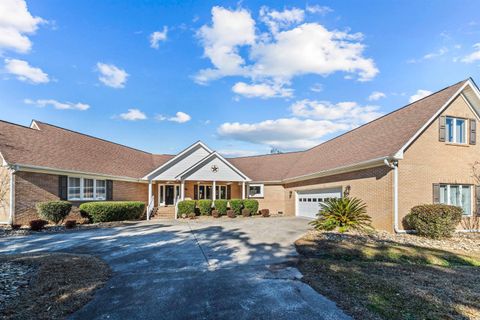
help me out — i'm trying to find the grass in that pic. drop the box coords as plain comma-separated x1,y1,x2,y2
0,253,110,320
295,234,480,320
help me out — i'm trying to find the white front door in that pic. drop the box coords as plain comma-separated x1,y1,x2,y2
296,188,342,219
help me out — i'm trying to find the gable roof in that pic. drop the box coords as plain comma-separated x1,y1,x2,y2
0,120,173,179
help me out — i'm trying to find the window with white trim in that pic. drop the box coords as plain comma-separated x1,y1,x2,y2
445,117,466,144
68,177,107,201
439,184,472,216
248,184,264,198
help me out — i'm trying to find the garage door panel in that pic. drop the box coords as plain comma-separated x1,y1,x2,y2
296,188,342,219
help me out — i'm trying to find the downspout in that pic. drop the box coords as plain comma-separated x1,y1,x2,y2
384,159,405,233
8,166,17,226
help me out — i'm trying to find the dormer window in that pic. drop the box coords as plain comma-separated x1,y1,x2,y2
445,117,466,144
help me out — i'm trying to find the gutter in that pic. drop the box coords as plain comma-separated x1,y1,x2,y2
8,164,17,225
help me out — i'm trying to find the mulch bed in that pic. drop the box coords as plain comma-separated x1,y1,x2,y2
0,253,110,320
296,231,480,320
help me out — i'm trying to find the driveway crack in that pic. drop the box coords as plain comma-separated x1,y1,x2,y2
187,222,210,267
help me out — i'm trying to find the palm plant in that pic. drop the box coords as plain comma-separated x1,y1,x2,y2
309,197,373,233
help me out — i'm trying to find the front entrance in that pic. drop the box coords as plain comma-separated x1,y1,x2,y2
159,184,180,206
165,185,175,205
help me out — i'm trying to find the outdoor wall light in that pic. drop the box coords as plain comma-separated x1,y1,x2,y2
344,185,351,197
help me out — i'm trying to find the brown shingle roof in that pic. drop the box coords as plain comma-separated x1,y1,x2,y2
0,120,173,179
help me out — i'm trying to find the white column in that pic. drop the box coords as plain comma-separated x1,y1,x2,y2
181,180,185,200
242,181,246,199
212,180,216,201
148,181,153,204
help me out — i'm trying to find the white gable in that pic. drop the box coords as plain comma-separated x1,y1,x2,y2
178,154,247,182
150,143,211,180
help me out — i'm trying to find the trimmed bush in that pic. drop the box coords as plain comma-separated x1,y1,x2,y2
212,210,221,218
197,199,213,216
227,210,236,218
242,208,251,217
310,197,372,233
29,219,48,231
404,204,463,239
65,220,77,229
79,201,145,223
11,224,21,230
260,209,270,217
243,199,259,215
214,199,228,215
36,201,72,224
177,200,196,217
230,199,243,215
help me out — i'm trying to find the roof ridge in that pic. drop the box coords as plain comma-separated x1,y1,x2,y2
227,149,305,160
0,119,38,131
302,78,469,153
33,120,154,155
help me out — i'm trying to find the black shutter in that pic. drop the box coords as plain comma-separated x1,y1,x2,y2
475,185,480,215
194,185,198,200
432,184,440,204
227,185,231,200
439,116,446,142
58,176,68,200
470,119,476,145
106,180,113,200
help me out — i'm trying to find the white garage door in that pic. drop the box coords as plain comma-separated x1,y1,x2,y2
296,188,342,219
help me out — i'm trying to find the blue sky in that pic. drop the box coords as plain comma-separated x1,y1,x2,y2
1,0,480,156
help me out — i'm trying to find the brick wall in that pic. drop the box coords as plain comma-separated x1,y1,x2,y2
253,184,287,215
399,94,480,230
284,166,394,231
14,171,149,225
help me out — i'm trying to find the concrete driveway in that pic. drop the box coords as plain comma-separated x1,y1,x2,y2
0,217,349,320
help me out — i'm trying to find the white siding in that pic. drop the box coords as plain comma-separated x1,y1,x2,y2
152,146,210,180
184,157,245,181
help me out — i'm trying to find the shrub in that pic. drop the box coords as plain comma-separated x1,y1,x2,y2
214,199,228,215
29,219,48,231
309,197,372,233
243,199,259,215
36,201,72,224
65,220,77,229
11,224,21,230
260,209,270,217
212,210,221,218
177,200,196,217
242,208,251,217
230,199,243,215
197,199,213,216
227,210,236,218
79,201,145,223
404,204,463,239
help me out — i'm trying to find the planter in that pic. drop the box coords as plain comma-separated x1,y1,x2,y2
242,209,251,217
260,209,270,217
227,210,236,218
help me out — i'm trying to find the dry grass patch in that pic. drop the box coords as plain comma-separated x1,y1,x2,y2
296,233,480,320
1,253,110,320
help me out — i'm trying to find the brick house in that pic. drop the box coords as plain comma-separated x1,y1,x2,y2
1,78,480,232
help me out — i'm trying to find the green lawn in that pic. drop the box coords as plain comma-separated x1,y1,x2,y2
295,234,480,320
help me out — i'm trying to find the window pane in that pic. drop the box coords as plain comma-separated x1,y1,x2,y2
68,177,81,200
446,117,454,142
456,119,465,143
439,185,447,204
450,185,460,206
461,186,471,215
84,179,94,199
221,186,226,199
206,186,212,199
199,186,205,199
249,186,261,196
96,180,106,200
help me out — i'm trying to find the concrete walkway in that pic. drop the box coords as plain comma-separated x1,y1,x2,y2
0,217,350,320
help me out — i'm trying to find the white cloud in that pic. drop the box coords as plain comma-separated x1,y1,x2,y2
156,111,191,123
368,91,386,101
291,99,383,124
4,58,49,83
195,6,378,95
409,89,432,103
310,83,323,92
423,47,448,59
150,26,168,49
0,0,45,53
461,43,480,63
232,81,293,98
218,149,259,157
306,5,333,15
218,118,349,150
119,108,147,121
259,6,304,34
96,62,128,88
24,98,89,111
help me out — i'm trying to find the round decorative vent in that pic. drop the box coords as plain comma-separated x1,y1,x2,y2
211,165,219,173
